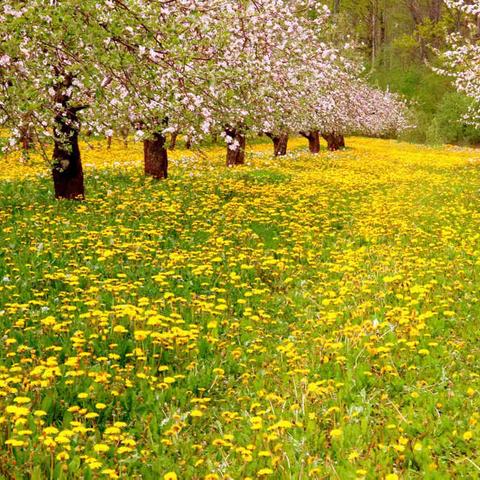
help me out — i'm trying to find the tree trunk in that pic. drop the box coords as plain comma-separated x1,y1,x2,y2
185,136,192,149
52,109,85,200
370,0,377,69
380,6,386,49
322,133,345,152
275,134,288,156
225,127,246,166
169,130,178,150
429,0,442,23
266,133,289,156
333,0,340,14
20,124,33,151
309,131,321,153
300,130,320,154
120,126,129,148
144,132,168,179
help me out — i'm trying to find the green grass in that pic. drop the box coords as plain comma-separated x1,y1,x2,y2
0,137,480,479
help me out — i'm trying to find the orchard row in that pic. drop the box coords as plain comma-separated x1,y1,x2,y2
1,0,409,199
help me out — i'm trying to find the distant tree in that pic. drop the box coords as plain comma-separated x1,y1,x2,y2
441,0,480,126
195,1,343,164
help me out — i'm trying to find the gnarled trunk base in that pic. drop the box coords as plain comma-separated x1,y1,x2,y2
20,125,33,151
322,133,345,151
267,133,289,156
169,131,178,151
301,130,320,154
144,133,168,179
120,126,129,148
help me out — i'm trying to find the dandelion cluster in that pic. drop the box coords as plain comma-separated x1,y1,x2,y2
1,136,480,478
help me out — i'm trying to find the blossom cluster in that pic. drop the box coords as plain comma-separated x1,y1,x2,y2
442,0,480,126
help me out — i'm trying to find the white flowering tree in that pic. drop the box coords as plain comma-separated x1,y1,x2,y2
87,0,226,179
189,0,348,164
441,0,480,126
0,0,226,195
201,2,409,158
1,0,410,194
317,80,410,150
0,1,111,198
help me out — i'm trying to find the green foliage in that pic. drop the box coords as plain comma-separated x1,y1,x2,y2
371,64,456,144
426,93,480,146
331,0,480,145
370,55,480,145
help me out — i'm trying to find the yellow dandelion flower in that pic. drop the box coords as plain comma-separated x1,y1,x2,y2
93,443,110,453
56,451,70,462
330,428,343,439
163,473,178,480
257,468,274,477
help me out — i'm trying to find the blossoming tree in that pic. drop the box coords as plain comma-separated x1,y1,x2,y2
0,1,110,198
442,0,480,126
0,0,225,195
318,80,410,151
1,0,410,198
88,0,226,179
191,0,347,164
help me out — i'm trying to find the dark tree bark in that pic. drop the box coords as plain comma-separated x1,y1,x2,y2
185,136,192,149
107,135,112,150
266,132,289,156
322,133,345,151
52,108,85,200
300,130,321,154
380,6,387,48
169,130,178,150
144,132,168,179
275,134,288,156
225,127,246,166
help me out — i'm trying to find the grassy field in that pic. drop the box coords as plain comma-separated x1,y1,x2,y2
1,137,480,479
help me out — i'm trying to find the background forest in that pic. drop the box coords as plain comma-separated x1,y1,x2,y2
332,0,480,144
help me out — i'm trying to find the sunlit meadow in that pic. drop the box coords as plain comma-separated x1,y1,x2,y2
1,137,480,479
